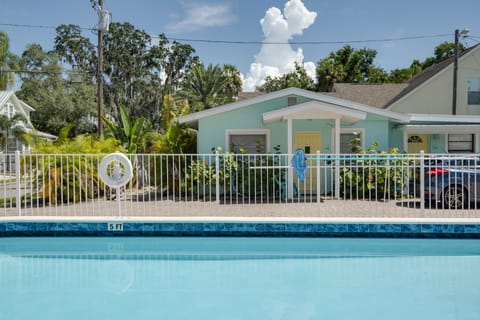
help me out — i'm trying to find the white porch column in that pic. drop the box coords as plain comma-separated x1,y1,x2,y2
287,118,294,199
403,129,408,153
335,118,340,199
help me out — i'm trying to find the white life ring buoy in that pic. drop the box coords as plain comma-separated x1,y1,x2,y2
99,152,133,188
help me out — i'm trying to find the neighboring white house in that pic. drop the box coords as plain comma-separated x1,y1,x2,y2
0,91,56,153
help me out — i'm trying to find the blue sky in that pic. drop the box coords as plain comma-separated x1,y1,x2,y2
1,0,479,90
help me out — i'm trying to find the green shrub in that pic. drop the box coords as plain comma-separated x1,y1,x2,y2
339,141,414,200
22,128,122,204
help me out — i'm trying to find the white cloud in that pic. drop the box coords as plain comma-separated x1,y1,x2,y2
303,61,316,80
243,0,317,91
167,3,236,33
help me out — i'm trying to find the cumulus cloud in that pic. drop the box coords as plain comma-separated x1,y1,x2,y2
167,3,236,33
243,0,317,91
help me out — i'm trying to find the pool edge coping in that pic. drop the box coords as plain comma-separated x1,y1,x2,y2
2,216,480,224
2,217,480,238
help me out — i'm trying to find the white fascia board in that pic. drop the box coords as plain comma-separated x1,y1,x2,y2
18,99,35,112
177,87,302,124
0,91,13,107
409,113,480,123
402,124,480,134
25,128,57,140
10,95,35,127
178,87,408,124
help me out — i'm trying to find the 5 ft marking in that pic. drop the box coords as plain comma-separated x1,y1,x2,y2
108,222,124,231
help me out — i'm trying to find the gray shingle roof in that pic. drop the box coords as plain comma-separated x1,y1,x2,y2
237,91,266,100
324,83,408,108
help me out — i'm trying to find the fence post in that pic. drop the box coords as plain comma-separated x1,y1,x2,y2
316,150,321,205
215,151,220,206
116,187,121,217
15,151,21,216
420,150,425,214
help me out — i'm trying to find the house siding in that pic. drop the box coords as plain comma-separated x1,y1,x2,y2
360,115,390,151
266,121,286,152
458,52,480,115
390,67,454,114
390,48,480,116
389,123,404,152
197,96,314,153
198,102,393,154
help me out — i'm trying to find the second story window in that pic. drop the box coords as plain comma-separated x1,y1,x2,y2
3,102,15,119
467,77,480,105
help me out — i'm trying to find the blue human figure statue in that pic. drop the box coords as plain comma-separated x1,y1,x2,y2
291,148,307,183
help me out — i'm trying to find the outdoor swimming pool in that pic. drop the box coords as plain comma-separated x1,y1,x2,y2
1,237,480,320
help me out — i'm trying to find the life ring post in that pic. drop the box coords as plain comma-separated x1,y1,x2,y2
99,152,133,217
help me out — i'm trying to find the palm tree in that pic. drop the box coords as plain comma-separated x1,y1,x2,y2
0,31,20,90
181,63,241,111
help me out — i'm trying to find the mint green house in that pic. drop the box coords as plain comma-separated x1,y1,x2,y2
178,45,480,156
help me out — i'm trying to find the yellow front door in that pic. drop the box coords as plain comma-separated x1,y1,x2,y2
408,134,429,153
293,132,322,193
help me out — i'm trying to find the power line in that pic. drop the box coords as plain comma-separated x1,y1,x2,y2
0,22,457,46
1,69,93,75
0,23,96,32
167,33,453,45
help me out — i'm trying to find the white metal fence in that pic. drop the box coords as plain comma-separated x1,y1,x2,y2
1,151,479,219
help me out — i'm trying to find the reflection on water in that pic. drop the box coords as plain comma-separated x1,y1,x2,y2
1,253,479,294
99,260,134,294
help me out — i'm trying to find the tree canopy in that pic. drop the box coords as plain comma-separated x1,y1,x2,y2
316,45,388,91
16,44,97,136
180,62,242,110
257,62,316,93
9,23,203,137
259,42,467,93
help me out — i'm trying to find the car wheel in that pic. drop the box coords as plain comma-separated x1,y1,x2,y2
442,185,467,209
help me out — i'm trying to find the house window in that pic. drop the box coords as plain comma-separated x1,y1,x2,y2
340,129,364,153
408,135,423,143
7,137,17,152
467,77,480,105
4,102,15,118
448,134,474,153
227,130,268,154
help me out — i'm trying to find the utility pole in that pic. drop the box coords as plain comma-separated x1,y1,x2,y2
452,28,469,115
452,29,460,115
96,0,110,137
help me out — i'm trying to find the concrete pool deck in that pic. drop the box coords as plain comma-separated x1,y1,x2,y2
1,198,480,238
2,197,480,218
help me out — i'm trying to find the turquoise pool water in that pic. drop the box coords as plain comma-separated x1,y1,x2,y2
1,237,480,320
